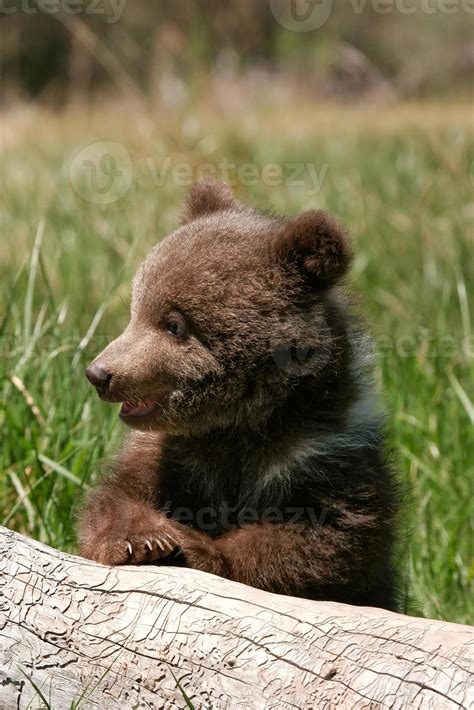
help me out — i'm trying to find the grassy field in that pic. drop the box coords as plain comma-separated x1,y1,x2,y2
1,101,473,624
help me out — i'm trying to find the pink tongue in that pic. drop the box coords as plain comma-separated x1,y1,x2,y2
120,402,155,417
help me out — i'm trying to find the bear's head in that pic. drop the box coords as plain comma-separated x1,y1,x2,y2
86,179,352,435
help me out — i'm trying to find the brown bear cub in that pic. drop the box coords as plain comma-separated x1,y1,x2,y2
79,179,400,611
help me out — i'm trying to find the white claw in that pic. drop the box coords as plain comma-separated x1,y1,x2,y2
145,539,153,552
163,533,177,548
155,537,165,552
126,541,133,556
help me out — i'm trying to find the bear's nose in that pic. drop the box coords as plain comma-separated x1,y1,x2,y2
85,363,112,392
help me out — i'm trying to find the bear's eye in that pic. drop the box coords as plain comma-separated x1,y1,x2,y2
165,314,187,338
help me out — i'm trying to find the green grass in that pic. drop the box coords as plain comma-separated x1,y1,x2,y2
1,102,473,624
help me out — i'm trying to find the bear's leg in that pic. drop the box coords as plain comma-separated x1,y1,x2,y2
211,521,397,610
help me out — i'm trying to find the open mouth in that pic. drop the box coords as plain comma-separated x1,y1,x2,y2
119,401,160,420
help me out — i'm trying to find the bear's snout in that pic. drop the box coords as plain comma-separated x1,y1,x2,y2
85,363,112,395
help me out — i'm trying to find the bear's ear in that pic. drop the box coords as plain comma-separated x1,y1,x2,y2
273,210,351,289
181,178,236,223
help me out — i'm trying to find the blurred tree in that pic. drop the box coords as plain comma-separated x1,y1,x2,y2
0,0,472,105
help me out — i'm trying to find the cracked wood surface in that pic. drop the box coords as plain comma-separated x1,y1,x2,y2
0,527,472,709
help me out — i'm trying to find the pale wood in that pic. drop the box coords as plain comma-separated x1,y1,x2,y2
0,526,472,709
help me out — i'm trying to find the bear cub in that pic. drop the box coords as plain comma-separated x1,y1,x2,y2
80,179,399,611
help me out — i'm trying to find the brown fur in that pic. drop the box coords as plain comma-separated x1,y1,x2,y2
79,179,400,611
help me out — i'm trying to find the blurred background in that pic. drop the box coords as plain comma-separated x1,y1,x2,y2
2,0,474,106
1,1,473,625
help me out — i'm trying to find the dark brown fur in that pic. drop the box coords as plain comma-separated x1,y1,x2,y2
79,179,400,611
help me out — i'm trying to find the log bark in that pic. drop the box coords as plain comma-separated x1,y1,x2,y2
0,526,472,710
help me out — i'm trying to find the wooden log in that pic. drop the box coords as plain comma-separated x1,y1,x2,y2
0,526,472,709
